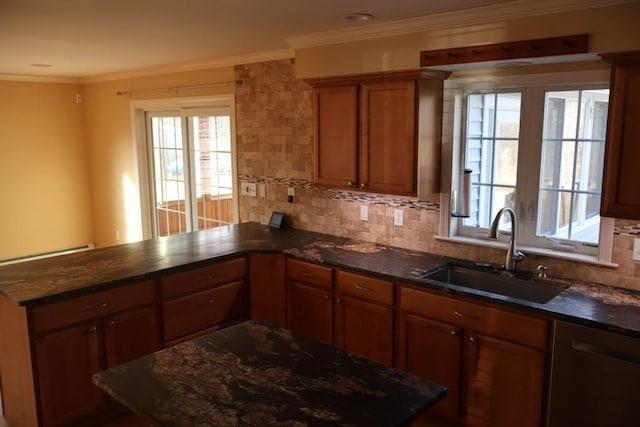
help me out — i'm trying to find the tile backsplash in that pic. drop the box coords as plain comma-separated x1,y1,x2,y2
235,59,640,291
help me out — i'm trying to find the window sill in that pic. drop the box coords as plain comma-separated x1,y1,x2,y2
435,235,619,268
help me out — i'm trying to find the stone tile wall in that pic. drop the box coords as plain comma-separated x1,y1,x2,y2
234,59,640,291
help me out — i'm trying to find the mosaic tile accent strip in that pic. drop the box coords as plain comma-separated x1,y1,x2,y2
238,175,440,211
614,220,640,236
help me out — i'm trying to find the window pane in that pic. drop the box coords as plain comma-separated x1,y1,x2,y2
463,92,521,229
537,89,608,244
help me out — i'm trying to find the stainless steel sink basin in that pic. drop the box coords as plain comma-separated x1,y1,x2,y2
421,265,568,304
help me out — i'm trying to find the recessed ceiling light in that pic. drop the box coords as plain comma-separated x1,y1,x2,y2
29,63,53,68
341,13,375,22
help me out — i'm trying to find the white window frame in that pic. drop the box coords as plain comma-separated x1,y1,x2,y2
130,95,239,240
438,69,616,267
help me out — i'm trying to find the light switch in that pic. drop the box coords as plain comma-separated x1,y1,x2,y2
633,238,640,261
360,205,368,221
394,209,403,227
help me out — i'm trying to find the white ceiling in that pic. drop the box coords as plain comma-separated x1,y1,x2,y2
0,0,626,79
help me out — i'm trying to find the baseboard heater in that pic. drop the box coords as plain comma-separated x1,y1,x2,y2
0,243,95,267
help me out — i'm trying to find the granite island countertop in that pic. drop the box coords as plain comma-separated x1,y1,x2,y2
1,222,639,338
93,320,446,427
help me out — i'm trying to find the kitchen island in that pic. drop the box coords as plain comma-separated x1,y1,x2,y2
93,320,446,427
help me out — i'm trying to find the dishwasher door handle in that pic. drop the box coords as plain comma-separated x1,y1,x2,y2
572,339,640,365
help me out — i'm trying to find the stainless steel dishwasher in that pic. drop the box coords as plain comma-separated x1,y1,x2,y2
547,320,640,427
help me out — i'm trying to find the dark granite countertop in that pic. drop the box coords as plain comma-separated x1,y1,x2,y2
1,222,639,338
93,320,446,427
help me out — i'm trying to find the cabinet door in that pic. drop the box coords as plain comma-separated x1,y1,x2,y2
334,296,393,365
397,312,462,419
360,79,417,195
104,305,160,368
249,253,286,326
287,281,333,343
600,53,640,219
465,334,545,427
313,85,359,188
34,322,108,427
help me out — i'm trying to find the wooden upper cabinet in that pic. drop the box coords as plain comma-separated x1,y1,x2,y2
313,85,359,188
360,79,417,194
308,70,448,196
600,51,640,219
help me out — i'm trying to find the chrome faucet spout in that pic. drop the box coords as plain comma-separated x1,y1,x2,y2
489,207,525,271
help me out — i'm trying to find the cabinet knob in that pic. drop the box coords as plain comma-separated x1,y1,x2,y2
323,294,330,300
89,326,97,333
336,297,342,304
198,299,216,305
347,181,354,187
107,320,116,326
360,182,367,188
469,337,477,343
450,330,457,336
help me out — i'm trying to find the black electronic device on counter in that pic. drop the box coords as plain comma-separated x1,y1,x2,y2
268,211,287,229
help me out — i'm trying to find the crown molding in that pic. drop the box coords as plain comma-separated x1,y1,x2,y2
0,74,81,84
286,0,635,49
81,49,295,83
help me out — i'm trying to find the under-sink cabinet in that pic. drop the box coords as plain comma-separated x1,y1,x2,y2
398,285,550,427
285,258,395,365
160,256,249,346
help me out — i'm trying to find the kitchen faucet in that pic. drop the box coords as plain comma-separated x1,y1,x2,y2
488,207,525,271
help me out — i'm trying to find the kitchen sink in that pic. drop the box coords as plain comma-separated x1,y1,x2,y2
421,265,568,304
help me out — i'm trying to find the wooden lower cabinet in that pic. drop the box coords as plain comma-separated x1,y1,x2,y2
287,281,333,343
249,253,286,326
286,258,395,364
399,285,549,427
34,300,160,427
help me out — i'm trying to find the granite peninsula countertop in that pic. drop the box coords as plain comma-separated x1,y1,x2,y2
93,320,446,427
1,222,639,338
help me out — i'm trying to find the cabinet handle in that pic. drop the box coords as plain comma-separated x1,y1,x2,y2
301,272,315,277
354,283,374,292
83,302,109,312
453,309,480,320
198,299,215,305
200,274,216,281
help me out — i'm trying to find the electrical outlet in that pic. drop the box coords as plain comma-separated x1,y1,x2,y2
288,187,295,197
240,181,256,197
633,238,640,261
394,209,403,227
360,205,368,221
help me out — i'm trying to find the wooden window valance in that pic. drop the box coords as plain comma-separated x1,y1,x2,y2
419,34,588,67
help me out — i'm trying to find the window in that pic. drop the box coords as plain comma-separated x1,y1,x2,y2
447,70,613,264
132,96,238,239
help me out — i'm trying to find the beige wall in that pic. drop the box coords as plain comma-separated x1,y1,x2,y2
0,81,93,259
295,2,640,78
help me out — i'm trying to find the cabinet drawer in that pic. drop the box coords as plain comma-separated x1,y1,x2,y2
401,286,548,350
161,257,247,300
31,281,155,335
336,271,393,305
286,258,333,289
162,280,249,342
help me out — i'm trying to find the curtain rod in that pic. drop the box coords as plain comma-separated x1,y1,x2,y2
116,79,243,96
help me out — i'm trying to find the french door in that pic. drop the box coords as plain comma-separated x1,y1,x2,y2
146,107,236,237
